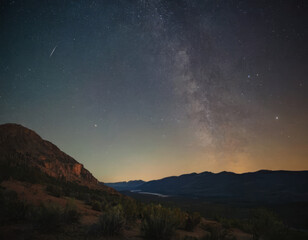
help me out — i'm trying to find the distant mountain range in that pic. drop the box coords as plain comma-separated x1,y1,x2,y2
105,180,145,191
106,170,308,203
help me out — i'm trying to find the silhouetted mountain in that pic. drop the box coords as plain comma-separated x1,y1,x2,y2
105,180,145,191
0,123,99,185
111,170,308,203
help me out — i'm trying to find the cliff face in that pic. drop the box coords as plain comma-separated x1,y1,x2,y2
0,123,98,184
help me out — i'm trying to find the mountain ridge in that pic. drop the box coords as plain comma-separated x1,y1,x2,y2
106,169,308,203
105,180,145,191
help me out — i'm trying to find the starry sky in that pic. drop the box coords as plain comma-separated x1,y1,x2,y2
0,0,307,182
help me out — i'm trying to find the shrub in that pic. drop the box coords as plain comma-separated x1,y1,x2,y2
0,189,30,223
88,223,101,236
92,200,102,211
172,207,188,229
201,223,228,240
0,161,53,184
141,204,179,240
1,196,81,232
183,237,199,240
63,199,80,223
34,203,63,232
185,212,201,231
122,198,138,221
218,217,252,233
77,192,91,202
46,185,63,197
201,233,236,240
98,206,125,236
251,208,287,240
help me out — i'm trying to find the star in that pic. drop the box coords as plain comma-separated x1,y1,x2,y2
94,124,98,128
275,116,279,120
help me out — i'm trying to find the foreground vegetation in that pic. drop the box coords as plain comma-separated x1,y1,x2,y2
0,161,201,239
1,161,308,240
0,187,80,231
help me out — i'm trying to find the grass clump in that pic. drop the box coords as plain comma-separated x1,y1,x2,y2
185,212,201,231
201,222,229,240
46,184,63,197
250,208,287,240
63,199,81,223
122,198,138,222
141,204,179,240
0,189,30,224
91,200,102,211
98,205,125,236
34,200,80,232
34,202,63,231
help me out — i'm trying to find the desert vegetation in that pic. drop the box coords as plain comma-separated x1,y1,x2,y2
212,208,308,240
98,206,125,235
141,204,180,239
0,187,80,232
0,162,201,239
1,161,308,240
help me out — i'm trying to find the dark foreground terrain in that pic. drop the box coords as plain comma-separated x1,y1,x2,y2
123,190,308,231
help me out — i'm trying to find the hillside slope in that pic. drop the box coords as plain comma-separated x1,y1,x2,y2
0,123,98,185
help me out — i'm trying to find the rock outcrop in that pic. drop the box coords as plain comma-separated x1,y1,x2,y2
0,123,98,184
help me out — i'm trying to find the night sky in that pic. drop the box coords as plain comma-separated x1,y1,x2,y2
0,0,307,182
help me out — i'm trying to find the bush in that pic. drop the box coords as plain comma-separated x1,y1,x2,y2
218,217,252,233
92,200,102,211
63,199,81,223
32,200,80,232
46,185,63,197
251,208,287,240
142,204,179,240
77,192,91,202
34,203,63,232
201,233,236,240
0,189,30,224
0,160,53,184
172,207,188,229
185,212,201,231
183,237,199,240
122,198,138,222
88,223,101,236
201,223,228,240
98,206,125,236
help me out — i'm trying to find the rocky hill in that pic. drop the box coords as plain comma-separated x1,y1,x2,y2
0,123,98,185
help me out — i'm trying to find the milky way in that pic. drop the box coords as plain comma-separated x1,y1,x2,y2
0,0,307,181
